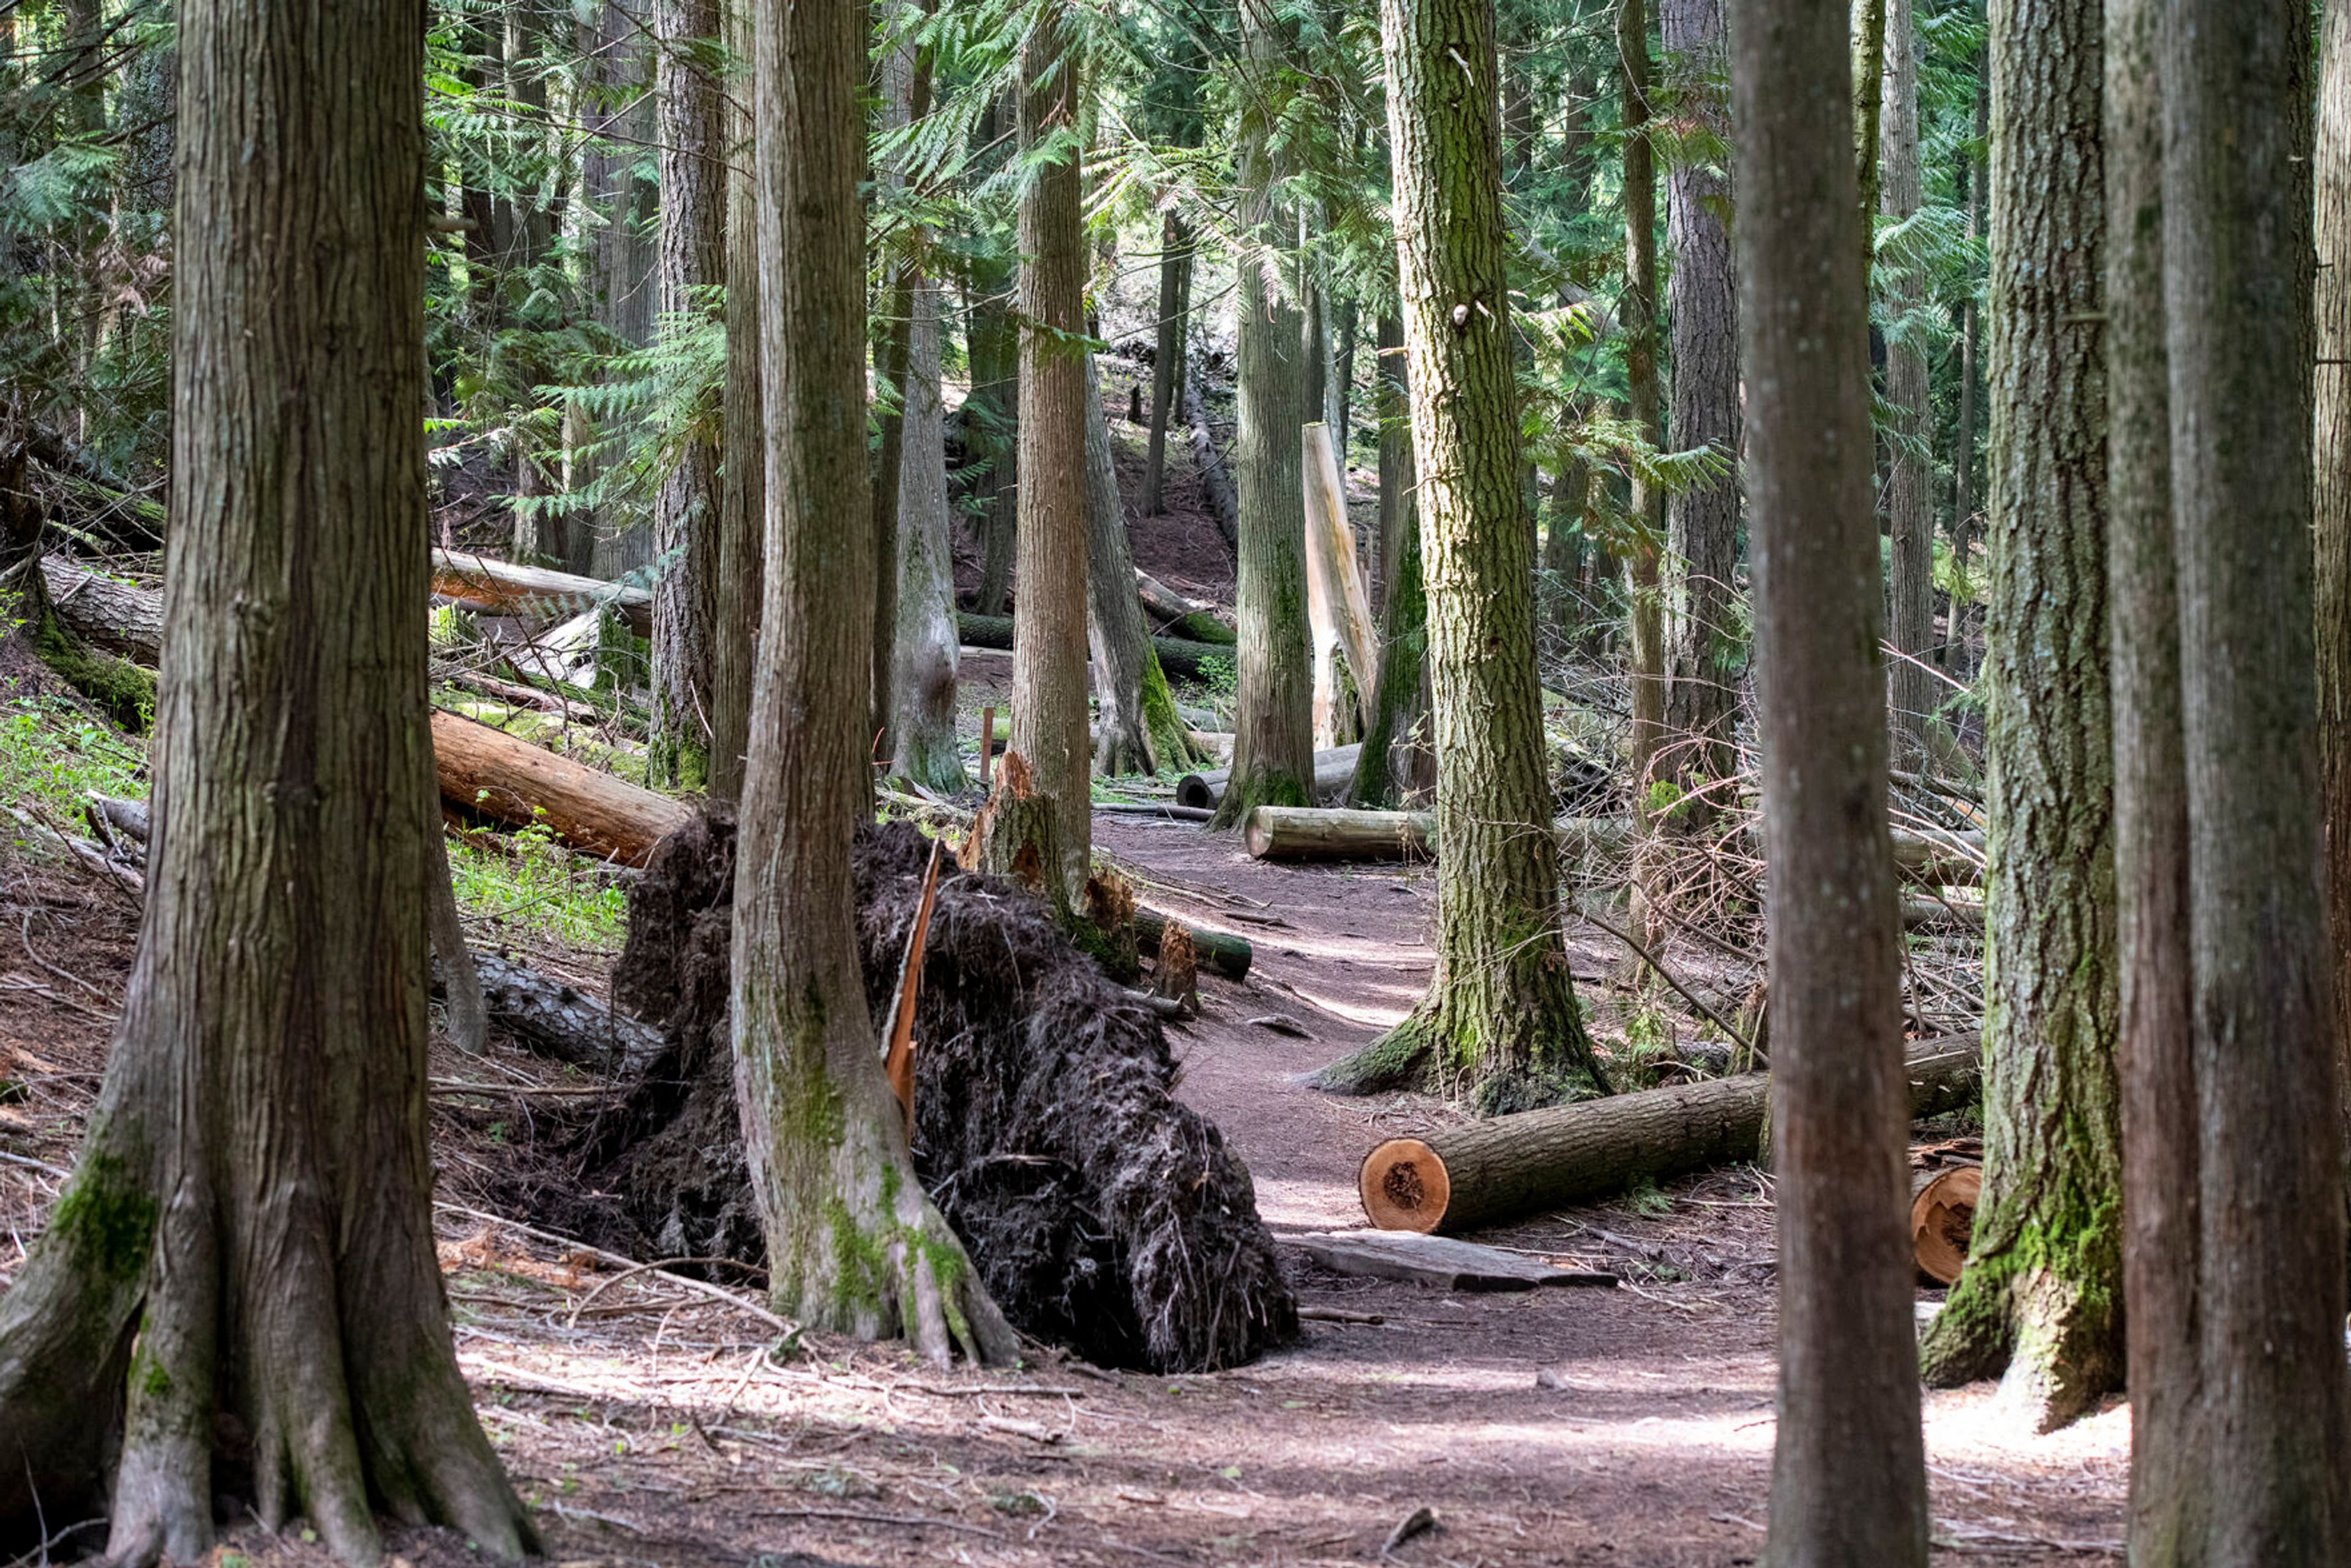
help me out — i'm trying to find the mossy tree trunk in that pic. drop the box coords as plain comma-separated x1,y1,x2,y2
708,0,764,803
980,5,1090,890
1723,0,1927,1559
1660,0,1738,801
1330,0,1603,1110
1211,0,1315,830
2162,0,2351,1556
2100,0,2198,1554
649,0,726,790
737,0,1016,1362
1880,0,1938,758
1374,311,1411,617
1917,0,2124,1432
0,0,537,1554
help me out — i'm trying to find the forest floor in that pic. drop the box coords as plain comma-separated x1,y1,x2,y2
0,356,2122,1566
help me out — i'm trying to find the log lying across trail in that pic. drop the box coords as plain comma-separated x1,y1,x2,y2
1177,745,1362,811
39,555,163,662
432,549,654,638
430,710,691,867
1242,803,1984,886
956,611,1231,683
1358,1034,1981,1235
1134,904,1253,981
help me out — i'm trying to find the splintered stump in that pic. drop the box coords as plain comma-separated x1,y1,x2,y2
1910,1165,1982,1285
572,812,1297,1373
1358,1035,1982,1234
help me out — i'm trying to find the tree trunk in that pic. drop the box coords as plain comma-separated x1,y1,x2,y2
2315,0,2351,1239
1949,62,1987,680
708,0,765,802
578,0,658,577
967,92,1021,619
648,0,726,789
0,0,536,1551
1725,0,1929,1558
870,13,929,762
2166,0,2351,1556
740,0,1014,1362
1185,377,1242,550
1141,208,1192,516
890,269,966,793
1660,0,1738,798
1374,312,1411,617
979,4,1090,893
1348,493,1430,808
2100,0,2198,1555
1880,0,1937,756
1619,0,1665,790
1918,0,2123,1432
1851,0,1885,254
1210,0,1317,830
1084,355,1173,775
1340,0,1605,1111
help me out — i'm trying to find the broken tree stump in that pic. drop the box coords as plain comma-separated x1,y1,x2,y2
1357,1035,1982,1235
430,709,692,867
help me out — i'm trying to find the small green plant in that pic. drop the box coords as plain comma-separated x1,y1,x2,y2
1624,1176,1673,1218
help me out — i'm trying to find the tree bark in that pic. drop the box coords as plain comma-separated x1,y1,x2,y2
1347,493,1430,808
967,92,1021,618
890,269,966,793
1880,0,1937,756
1851,0,1885,257
1185,377,1242,550
431,710,695,866
1619,0,1666,790
1141,209,1192,516
0,0,536,1550
2165,0,2351,1556
1918,0,2123,1432
1374,312,1412,617
979,4,1090,893
2101,0,2199,1554
708,0,765,802
1660,0,1739,798
1725,0,1929,1558
2314,0,2351,1237
1345,0,1605,1110
647,0,726,789
1210,0,1317,830
1948,61,1987,680
1084,354,1169,775
740,0,1014,1361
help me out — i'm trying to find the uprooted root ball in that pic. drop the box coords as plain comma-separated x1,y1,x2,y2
562,812,1297,1373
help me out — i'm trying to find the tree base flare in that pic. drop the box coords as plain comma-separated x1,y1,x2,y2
1311,983,1611,1114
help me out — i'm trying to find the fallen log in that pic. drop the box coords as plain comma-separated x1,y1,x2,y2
1242,804,1982,885
1134,569,1235,645
955,612,1229,683
1243,806,1633,865
1177,745,1363,812
1285,1230,1617,1291
38,555,163,662
432,950,662,1072
430,709,692,867
1910,1164,1981,1285
430,549,653,639
1903,892,1985,931
1183,381,1240,552
1134,904,1253,981
1357,1034,1981,1235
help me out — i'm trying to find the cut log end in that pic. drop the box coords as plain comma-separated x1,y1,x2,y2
1910,1164,1981,1285
1358,1138,1450,1234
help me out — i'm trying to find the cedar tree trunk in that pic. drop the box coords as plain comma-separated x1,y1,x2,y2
708,0,765,801
650,0,726,788
738,0,1017,1361
1210,0,1316,829
0,0,536,1555
2164,0,2351,1555
1619,0,1665,789
1918,0,2124,1431
1880,0,1937,755
1329,0,1605,1109
1724,0,1930,1560
891,268,966,793
1141,209,1193,517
